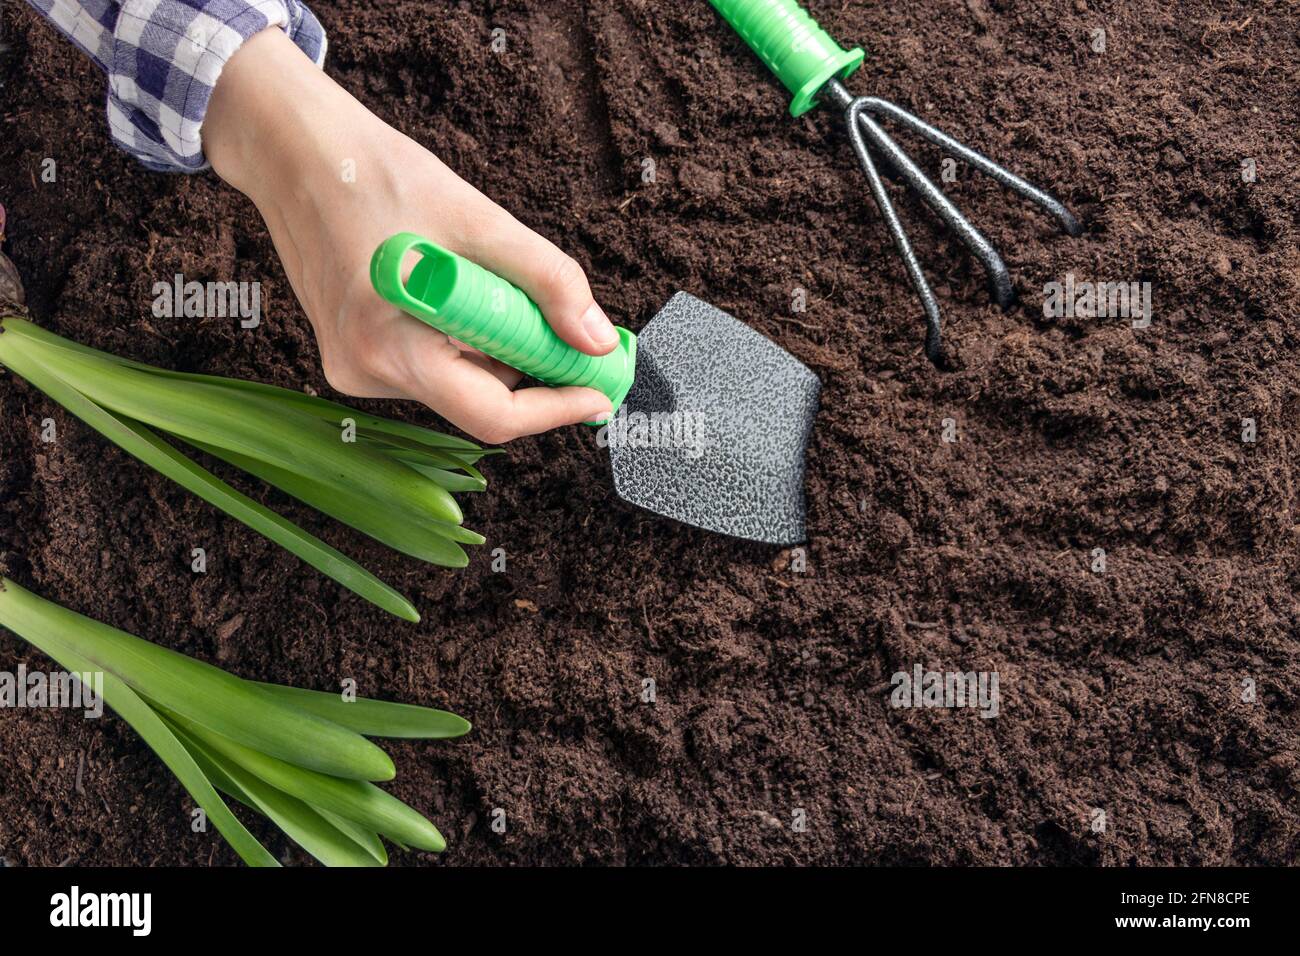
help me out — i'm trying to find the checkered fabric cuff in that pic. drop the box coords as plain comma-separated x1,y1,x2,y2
27,0,327,173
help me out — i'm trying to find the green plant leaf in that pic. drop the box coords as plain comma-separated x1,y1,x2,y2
170,718,386,868
388,453,488,493
169,711,446,853
0,317,491,463
0,326,419,622
3,338,464,529
359,431,487,465
253,683,472,739
0,586,278,867
0,320,489,459
187,438,471,567
314,808,389,865
0,578,395,781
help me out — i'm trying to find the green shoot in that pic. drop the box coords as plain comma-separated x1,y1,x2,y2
0,578,468,867
0,318,497,621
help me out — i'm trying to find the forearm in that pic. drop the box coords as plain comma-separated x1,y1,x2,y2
205,27,343,202
200,24,421,300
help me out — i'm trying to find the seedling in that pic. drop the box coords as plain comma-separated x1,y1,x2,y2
0,578,469,866
0,318,496,621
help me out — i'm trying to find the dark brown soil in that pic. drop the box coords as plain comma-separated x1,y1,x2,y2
2,0,1298,866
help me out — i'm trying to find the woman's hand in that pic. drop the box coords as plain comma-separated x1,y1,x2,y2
204,28,615,443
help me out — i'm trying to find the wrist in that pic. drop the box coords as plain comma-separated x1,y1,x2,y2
205,28,367,208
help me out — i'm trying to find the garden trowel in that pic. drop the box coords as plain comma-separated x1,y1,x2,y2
371,233,820,544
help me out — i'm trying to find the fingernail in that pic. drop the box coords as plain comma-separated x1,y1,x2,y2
581,303,618,349
584,398,614,425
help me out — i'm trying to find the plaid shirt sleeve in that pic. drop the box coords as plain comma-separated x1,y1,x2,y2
25,0,327,173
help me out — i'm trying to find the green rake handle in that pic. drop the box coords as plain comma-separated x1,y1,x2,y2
708,0,864,116
371,233,637,420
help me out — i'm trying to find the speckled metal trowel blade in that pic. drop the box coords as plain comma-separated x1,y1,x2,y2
606,292,820,545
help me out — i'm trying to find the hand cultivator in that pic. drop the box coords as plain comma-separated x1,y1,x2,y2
708,0,1083,364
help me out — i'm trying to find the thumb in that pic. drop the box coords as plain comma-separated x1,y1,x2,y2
461,210,619,357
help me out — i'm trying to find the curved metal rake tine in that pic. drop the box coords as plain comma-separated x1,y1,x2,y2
843,101,945,365
850,101,1016,309
855,96,1084,238
823,78,1082,366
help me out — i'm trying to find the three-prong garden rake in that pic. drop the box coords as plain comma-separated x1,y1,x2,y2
708,0,1082,364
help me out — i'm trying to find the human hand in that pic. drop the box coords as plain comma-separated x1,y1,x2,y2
204,29,615,443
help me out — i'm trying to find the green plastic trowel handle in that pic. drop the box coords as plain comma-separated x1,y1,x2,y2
708,0,864,116
370,233,637,419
